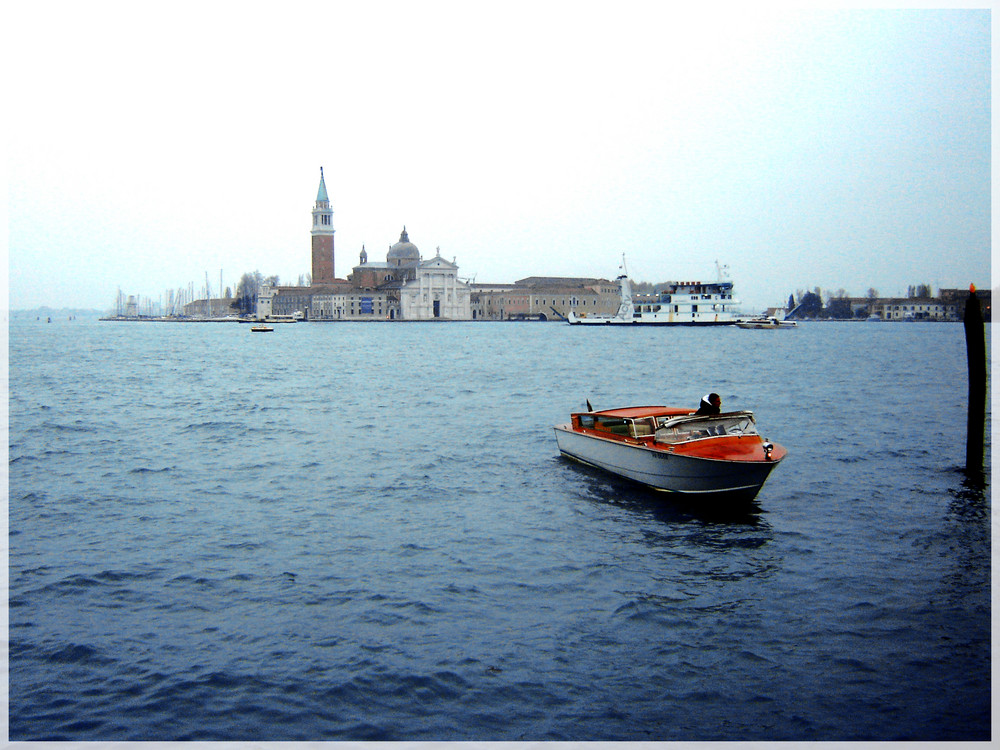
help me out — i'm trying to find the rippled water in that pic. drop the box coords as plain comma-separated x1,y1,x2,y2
7,317,991,741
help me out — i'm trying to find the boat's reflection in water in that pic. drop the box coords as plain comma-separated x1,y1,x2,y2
557,455,767,526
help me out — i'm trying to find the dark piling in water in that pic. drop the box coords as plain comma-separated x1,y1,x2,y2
963,285,987,479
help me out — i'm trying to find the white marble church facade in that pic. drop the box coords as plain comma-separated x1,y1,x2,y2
399,252,472,320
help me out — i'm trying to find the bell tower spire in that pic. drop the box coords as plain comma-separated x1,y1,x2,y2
311,166,335,285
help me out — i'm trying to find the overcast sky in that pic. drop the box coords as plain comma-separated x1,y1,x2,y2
6,3,992,311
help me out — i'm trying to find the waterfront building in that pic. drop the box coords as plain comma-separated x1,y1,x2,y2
469,283,521,320
469,277,620,321
520,277,620,321
268,286,315,318
256,286,275,319
310,286,391,320
846,298,876,318
182,297,234,318
472,287,529,320
309,281,379,320
870,298,956,321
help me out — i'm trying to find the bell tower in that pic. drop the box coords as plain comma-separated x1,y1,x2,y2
311,167,335,285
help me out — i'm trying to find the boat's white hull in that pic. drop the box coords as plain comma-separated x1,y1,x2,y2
735,319,797,329
553,425,779,500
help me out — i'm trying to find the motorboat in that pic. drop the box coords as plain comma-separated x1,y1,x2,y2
250,324,274,333
566,261,742,326
735,316,797,329
553,404,787,502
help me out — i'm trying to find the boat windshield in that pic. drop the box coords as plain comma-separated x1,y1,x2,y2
654,411,757,444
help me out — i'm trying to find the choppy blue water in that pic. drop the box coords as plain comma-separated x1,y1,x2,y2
7,317,991,741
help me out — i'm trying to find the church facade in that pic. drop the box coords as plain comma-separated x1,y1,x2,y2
399,253,472,320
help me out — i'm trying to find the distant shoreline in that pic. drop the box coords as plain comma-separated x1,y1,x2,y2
12,308,104,319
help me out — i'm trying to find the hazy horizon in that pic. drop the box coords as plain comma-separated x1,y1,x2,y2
7,4,992,312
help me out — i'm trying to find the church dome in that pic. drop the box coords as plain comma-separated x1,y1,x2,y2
387,227,419,265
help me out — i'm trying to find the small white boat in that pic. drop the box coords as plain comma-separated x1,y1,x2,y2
553,404,787,502
240,312,302,325
735,317,797,329
250,324,274,333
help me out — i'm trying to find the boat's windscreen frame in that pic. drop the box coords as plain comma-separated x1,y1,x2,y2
654,411,758,444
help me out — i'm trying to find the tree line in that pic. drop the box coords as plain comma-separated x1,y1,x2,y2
787,283,934,319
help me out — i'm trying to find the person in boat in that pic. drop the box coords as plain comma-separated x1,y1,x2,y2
695,393,722,415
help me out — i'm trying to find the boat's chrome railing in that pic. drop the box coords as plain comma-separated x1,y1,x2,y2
654,410,757,444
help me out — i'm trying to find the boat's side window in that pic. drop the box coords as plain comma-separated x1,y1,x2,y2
579,415,595,428
632,419,655,436
594,416,629,435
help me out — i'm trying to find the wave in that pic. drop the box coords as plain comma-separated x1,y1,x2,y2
181,421,249,433
28,420,100,434
12,638,116,667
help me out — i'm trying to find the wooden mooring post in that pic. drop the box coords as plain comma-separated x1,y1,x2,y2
964,284,987,477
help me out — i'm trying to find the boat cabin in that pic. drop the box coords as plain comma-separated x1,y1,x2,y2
571,408,759,444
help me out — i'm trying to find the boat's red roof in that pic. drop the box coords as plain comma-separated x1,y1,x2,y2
578,405,693,419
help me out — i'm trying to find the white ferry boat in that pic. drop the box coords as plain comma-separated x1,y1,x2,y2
567,262,742,326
